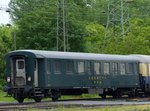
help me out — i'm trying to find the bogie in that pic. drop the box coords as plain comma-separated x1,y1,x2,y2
51,89,61,101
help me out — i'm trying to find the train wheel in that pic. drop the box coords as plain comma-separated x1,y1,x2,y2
52,96,59,101
16,97,24,103
112,93,118,98
34,97,42,102
128,91,136,98
112,91,121,99
51,89,61,101
15,93,24,103
99,94,106,99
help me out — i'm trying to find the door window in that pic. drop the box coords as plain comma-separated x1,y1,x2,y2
34,60,38,87
17,60,24,69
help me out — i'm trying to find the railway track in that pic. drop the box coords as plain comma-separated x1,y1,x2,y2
0,101,56,110
1,98,150,110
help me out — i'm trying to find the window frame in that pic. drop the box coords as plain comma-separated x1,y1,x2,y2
126,63,133,74
87,61,93,75
120,63,126,75
46,60,51,74
94,62,101,75
77,61,85,75
112,63,118,75
103,62,110,75
54,59,62,74
17,60,25,70
66,60,74,75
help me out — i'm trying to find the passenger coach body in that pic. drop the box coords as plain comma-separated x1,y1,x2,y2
4,50,149,103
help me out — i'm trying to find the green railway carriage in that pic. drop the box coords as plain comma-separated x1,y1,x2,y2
4,50,146,103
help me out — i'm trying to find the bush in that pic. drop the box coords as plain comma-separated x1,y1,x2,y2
0,79,6,90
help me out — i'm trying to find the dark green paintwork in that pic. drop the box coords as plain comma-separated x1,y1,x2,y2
46,59,139,89
5,50,140,89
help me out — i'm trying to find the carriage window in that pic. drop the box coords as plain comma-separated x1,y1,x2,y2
54,60,61,74
87,61,93,74
66,61,74,74
126,63,133,74
17,60,24,69
47,60,51,74
94,62,100,75
104,63,110,75
120,63,126,75
112,63,118,74
77,61,84,74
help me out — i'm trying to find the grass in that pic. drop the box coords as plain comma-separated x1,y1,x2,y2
0,90,100,102
1,91,150,111
27,105,150,111
0,91,15,102
0,91,34,102
60,94,99,100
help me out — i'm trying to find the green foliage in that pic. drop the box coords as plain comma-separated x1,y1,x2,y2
0,25,13,85
9,0,86,51
9,0,57,50
84,23,105,53
0,91,15,102
105,18,150,55
8,0,150,54
83,17,150,55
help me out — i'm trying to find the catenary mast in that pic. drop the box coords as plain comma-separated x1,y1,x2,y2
105,0,133,38
56,0,68,51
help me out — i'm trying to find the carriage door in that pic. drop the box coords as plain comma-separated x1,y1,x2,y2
15,59,26,86
34,60,38,87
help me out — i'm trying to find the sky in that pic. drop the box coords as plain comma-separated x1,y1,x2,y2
0,0,11,25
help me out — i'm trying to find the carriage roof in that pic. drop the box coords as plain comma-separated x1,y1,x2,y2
6,50,140,62
129,55,150,63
